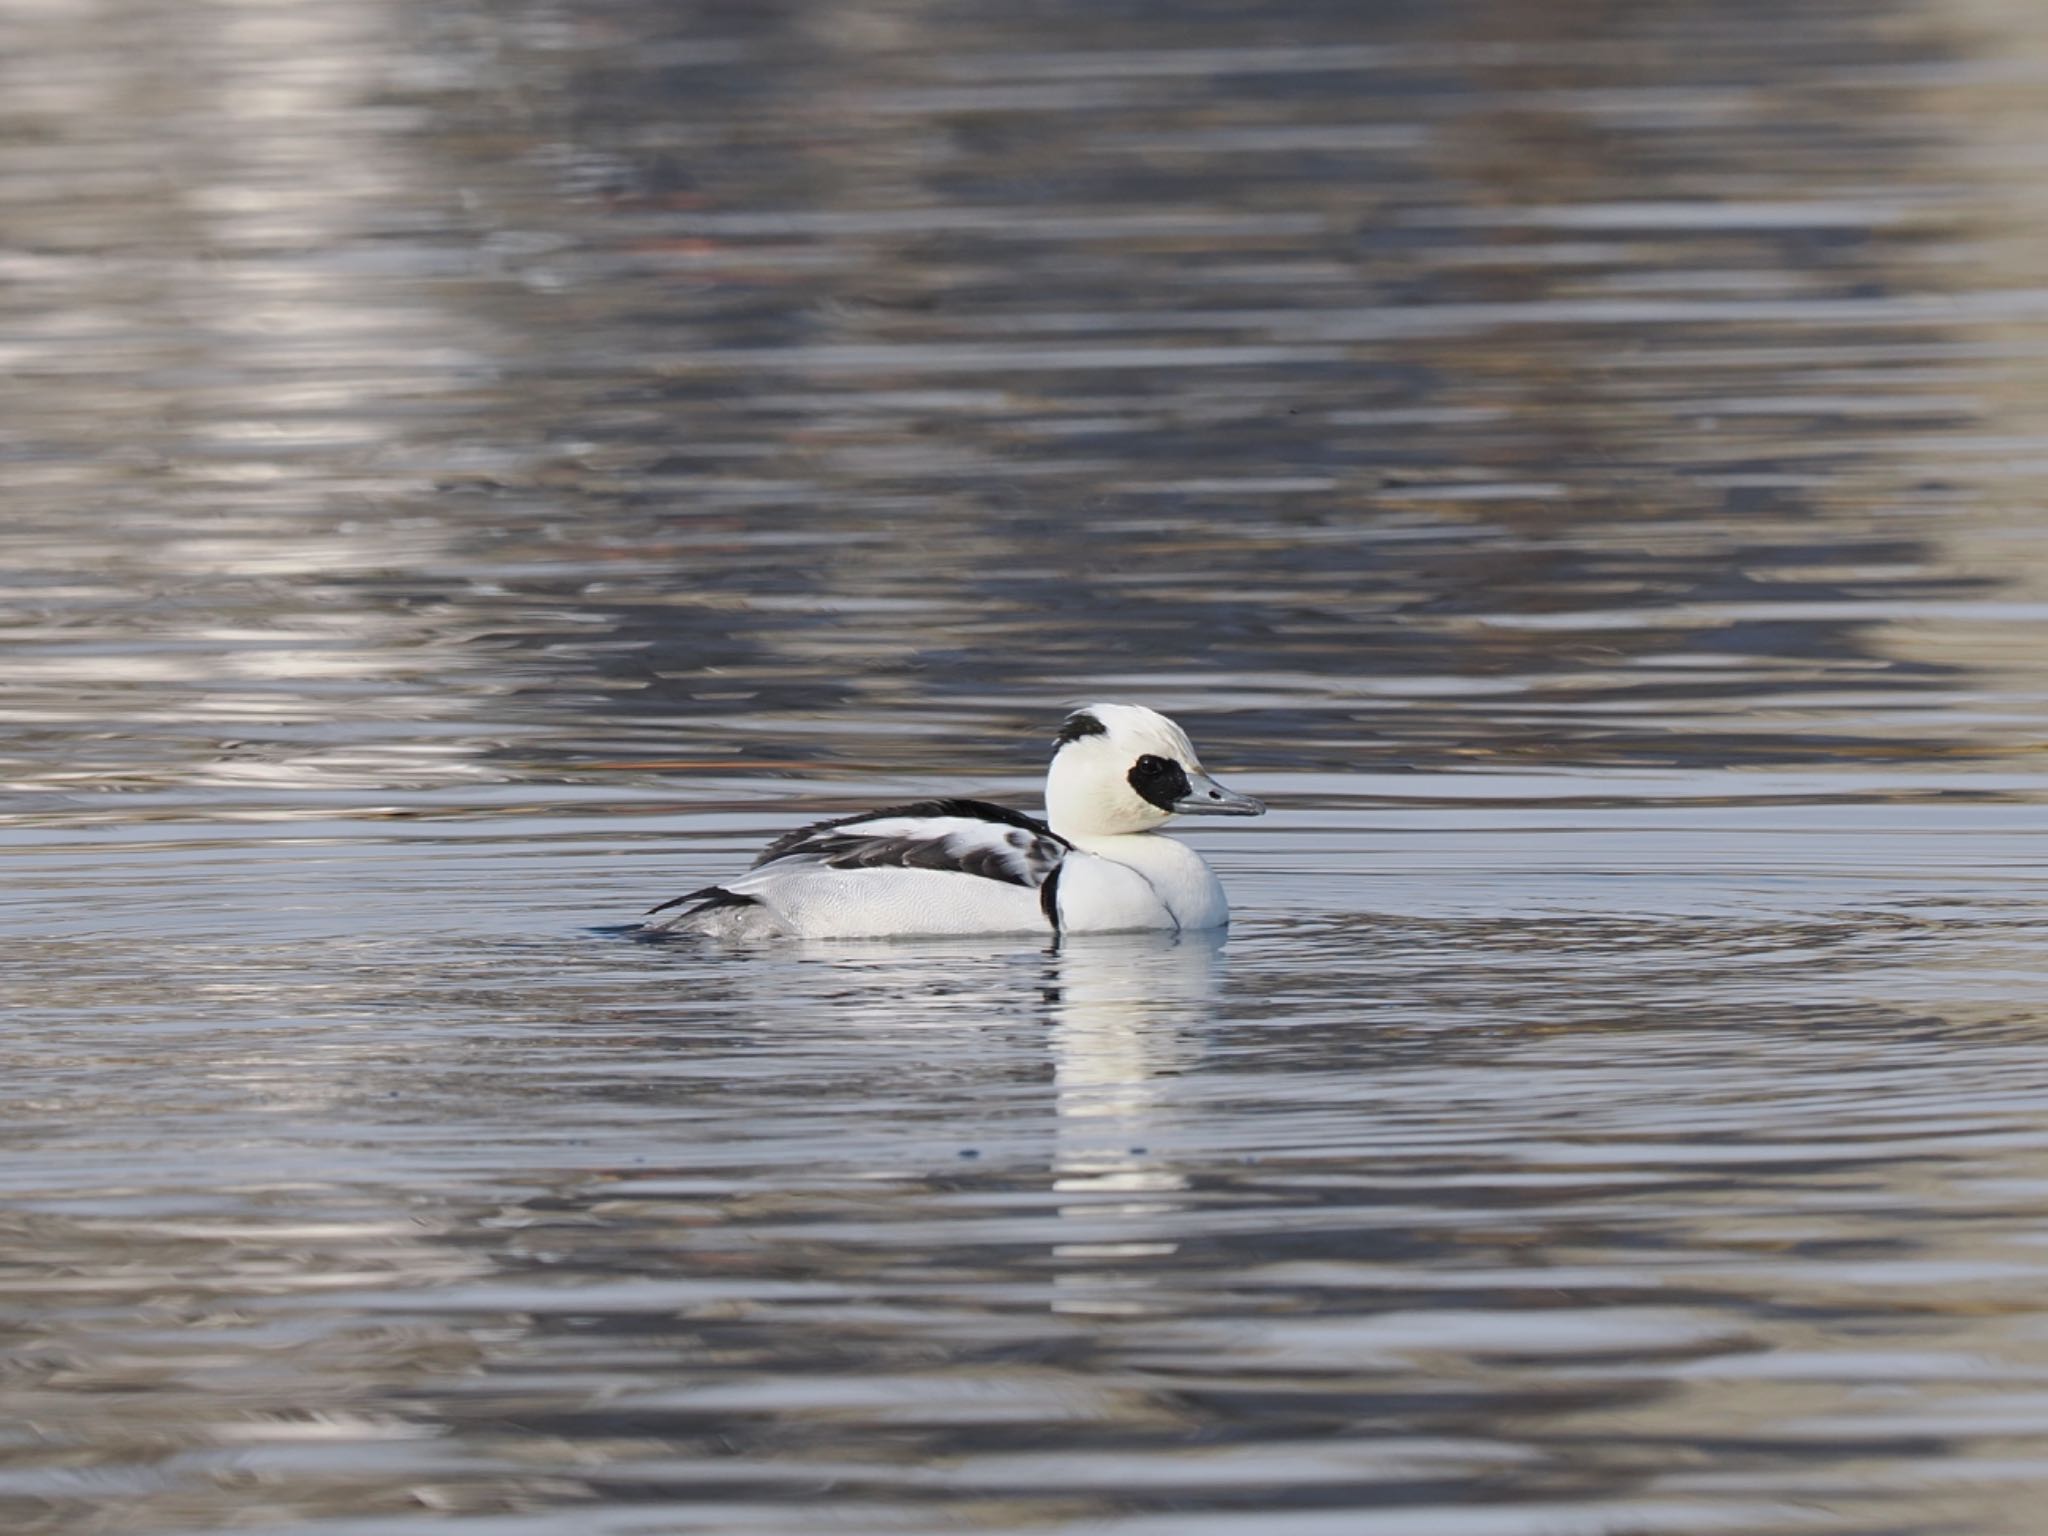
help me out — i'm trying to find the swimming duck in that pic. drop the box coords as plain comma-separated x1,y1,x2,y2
643,703,1264,939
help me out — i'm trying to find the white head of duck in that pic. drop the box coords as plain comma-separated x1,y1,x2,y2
1045,702,1264,841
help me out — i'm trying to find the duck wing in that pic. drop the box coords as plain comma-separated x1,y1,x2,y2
750,798,1069,888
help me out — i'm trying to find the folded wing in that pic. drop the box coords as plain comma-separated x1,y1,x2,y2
751,798,1068,888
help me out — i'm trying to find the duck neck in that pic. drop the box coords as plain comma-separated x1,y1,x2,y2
1063,827,1165,856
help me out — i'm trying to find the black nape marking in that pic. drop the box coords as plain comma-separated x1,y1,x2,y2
1038,861,1063,932
1054,710,1107,746
1127,753,1191,812
646,885,758,917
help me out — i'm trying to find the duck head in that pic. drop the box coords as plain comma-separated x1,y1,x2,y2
1044,702,1265,838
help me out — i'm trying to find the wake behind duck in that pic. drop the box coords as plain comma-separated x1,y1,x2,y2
643,703,1264,940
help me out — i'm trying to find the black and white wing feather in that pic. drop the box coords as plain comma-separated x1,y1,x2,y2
644,798,1070,934
750,798,1068,887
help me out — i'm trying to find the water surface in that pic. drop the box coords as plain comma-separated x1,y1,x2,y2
10,1,2048,1533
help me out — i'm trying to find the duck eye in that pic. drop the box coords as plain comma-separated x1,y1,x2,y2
1126,752,1193,811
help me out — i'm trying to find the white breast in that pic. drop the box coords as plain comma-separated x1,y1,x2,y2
1056,834,1230,934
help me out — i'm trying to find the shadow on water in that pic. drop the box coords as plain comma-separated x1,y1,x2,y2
12,0,2048,1533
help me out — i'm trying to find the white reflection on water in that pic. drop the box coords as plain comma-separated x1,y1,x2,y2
1048,934,1216,1300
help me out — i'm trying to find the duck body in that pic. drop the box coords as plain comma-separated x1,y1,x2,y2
643,704,1262,941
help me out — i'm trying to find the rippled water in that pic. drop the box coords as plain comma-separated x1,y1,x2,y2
11,0,2048,1532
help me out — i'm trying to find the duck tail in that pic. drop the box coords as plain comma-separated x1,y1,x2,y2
641,885,780,937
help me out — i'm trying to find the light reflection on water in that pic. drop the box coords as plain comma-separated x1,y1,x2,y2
11,0,2048,1532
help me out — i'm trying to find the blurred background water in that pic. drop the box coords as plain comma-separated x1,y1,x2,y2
9,0,2048,1532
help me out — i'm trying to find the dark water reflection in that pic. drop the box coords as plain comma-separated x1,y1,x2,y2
10,0,2048,1532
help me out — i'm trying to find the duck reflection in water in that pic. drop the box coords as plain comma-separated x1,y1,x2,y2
1044,930,1222,1316
647,927,1224,1314
738,929,1219,1180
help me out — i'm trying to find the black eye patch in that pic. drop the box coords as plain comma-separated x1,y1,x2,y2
1127,753,1191,811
